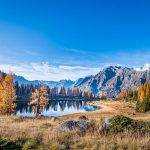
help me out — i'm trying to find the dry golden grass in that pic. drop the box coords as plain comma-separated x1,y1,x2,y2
58,100,150,121
1,115,150,150
1,101,150,149
0,116,55,141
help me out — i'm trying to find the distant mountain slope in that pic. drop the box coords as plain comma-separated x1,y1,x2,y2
73,76,93,87
14,75,33,84
74,65,150,96
14,75,75,89
40,80,75,89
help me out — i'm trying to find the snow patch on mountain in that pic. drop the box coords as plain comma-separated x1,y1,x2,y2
135,64,150,71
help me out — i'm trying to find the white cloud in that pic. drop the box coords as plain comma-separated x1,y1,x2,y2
0,62,100,81
134,64,150,71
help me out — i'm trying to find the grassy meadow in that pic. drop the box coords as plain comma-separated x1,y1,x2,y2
1,101,150,150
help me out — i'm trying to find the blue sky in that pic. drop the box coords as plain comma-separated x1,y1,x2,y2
0,0,150,80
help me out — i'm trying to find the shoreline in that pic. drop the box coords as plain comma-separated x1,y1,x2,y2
11,100,150,121
58,101,119,120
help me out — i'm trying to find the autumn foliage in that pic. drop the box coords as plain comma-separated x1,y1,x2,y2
116,83,150,112
136,83,150,112
30,86,48,117
0,73,17,115
116,89,138,101
101,93,107,100
116,90,128,100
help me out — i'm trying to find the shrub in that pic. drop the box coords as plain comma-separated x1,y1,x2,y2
50,143,60,150
0,139,22,150
79,115,88,120
109,115,134,133
109,115,150,133
22,139,38,150
135,121,150,132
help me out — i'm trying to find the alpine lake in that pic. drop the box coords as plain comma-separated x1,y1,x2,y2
15,98,101,117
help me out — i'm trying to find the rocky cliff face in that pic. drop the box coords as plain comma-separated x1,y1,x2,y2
74,65,150,97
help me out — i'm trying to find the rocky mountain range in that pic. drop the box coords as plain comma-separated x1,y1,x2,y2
75,64,150,96
14,64,150,97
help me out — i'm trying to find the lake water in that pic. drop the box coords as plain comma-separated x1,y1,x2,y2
15,100,101,117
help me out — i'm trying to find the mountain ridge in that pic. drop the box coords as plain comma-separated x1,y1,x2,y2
12,64,150,96
75,65,150,96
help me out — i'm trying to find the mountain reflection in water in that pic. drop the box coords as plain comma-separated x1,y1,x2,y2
15,100,101,117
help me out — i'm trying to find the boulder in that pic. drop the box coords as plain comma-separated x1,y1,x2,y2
98,118,111,133
57,120,91,131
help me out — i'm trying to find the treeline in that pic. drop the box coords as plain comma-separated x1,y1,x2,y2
15,82,95,99
116,83,150,112
116,89,138,101
0,73,48,116
0,72,96,116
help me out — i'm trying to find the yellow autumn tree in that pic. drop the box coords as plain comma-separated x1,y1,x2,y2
116,89,128,100
137,83,150,102
101,93,107,100
136,83,150,112
146,83,150,97
0,74,17,115
30,86,48,117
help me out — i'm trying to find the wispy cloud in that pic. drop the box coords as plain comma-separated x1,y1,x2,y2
0,62,100,81
63,47,87,55
23,50,38,56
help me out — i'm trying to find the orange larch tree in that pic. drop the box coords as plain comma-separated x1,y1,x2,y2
30,86,48,117
0,74,17,115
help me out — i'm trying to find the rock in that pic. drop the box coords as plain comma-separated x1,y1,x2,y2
50,116,57,121
98,118,111,133
129,112,136,116
57,120,91,131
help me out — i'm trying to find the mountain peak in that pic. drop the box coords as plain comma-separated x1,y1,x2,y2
104,65,132,71
135,64,150,71
74,65,150,97
143,64,150,70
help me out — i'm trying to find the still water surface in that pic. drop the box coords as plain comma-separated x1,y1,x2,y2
15,100,101,117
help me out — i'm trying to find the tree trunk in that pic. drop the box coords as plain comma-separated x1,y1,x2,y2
36,91,40,117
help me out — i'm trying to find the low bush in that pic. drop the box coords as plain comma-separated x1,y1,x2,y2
49,143,60,150
109,115,150,133
109,115,134,133
79,115,88,120
22,138,38,150
0,139,22,150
